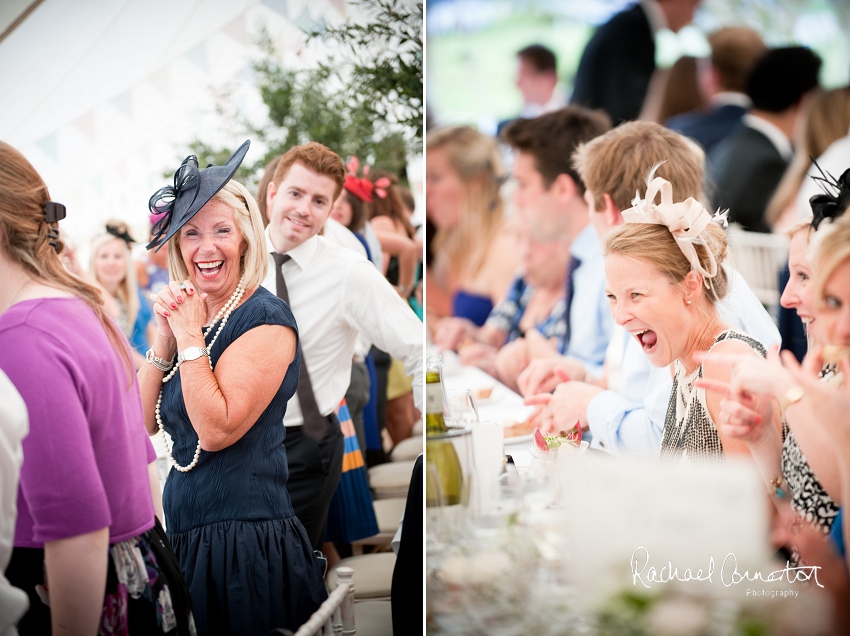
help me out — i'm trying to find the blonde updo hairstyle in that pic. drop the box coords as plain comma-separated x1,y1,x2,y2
89,222,141,330
604,220,730,305
167,180,268,289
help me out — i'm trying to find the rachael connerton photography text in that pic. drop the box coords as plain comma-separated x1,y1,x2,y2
630,547,824,590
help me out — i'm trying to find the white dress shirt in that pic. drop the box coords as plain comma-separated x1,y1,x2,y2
0,369,29,633
586,266,781,455
565,223,614,376
262,231,423,427
323,217,367,257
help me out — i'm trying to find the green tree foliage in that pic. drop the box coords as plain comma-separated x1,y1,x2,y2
183,0,421,190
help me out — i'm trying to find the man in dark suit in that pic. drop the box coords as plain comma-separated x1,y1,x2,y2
666,27,765,153
708,47,821,233
570,0,699,125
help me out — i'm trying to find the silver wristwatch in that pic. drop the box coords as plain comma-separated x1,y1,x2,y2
177,346,210,365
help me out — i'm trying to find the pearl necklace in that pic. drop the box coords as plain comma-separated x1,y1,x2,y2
156,277,246,473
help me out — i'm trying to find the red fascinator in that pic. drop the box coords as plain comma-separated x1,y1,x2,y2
344,156,391,203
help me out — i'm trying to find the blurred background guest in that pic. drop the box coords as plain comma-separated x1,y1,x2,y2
666,26,765,153
646,55,706,125
570,0,700,125
497,44,560,135
708,46,822,233
89,220,154,368
136,211,171,297
426,126,518,330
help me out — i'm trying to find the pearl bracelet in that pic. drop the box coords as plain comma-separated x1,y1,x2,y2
145,348,174,372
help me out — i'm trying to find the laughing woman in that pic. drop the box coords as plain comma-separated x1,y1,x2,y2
603,175,770,461
138,142,326,635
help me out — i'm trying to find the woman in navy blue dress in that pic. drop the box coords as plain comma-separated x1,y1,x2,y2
138,142,326,635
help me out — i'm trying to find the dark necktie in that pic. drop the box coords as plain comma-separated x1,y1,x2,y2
272,252,327,442
561,255,581,355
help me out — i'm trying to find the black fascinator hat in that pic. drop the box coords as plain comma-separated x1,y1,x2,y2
147,140,250,251
809,163,850,231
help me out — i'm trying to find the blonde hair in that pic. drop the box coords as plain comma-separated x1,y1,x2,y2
604,221,730,303
766,87,850,227
784,214,814,241
812,213,850,308
426,126,505,278
0,141,132,377
574,121,705,213
167,180,268,289
89,227,140,332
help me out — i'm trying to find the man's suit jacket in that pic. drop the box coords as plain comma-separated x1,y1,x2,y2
708,125,789,233
666,104,748,154
570,3,654,125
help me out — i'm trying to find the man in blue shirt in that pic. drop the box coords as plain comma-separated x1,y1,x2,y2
494,106,614,388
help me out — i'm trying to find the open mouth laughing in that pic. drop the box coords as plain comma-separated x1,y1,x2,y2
634,329,658,354
196,260,223,278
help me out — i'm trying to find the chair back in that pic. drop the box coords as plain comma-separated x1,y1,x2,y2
290,566,356,636
726,225,788,317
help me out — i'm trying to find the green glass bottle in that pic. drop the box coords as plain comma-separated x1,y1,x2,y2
425,360,463,507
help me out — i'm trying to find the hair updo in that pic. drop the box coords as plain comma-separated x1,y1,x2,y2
603,221,730,303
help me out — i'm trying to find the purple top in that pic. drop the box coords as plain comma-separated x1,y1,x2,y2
0,297,155,548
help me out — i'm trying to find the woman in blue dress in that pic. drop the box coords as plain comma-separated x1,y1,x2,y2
138,141,326,635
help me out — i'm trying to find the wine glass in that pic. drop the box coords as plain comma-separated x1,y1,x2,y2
443,389,479,425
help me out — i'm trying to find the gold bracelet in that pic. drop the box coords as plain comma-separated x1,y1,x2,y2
779,386,805,414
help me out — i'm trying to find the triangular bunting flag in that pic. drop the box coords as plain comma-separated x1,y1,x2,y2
262,0,289,19
36,133,57,161
328,0,346,14
294,10,317,33
185,41,208,72
111,90,133,118
223,14,249,45
74,111,96,141
147,67,171,96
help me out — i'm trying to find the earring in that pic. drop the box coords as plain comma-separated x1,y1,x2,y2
686,299,692,305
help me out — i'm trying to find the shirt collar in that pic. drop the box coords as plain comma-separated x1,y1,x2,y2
742,113,794,162
570,222,600,261
710,92,751,109
640,0,667,35
265,227,319,270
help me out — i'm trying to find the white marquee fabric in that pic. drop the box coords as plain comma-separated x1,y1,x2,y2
0,0,352,256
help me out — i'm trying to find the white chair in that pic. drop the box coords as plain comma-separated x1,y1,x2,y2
389,435,422,462
289,566,355,636
351,497,406,555
368,460,415,499
726,224,788,317
326,553,397,601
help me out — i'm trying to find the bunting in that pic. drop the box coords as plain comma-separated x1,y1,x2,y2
262,0,289,19
223,14,249,45
147,67,171,97
36,133,57,161
111,90,133,118
73,111,96,141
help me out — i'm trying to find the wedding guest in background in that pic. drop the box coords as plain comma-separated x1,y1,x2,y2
571,0,700,124
666,26,765,153
436,106,612,389
522,121,779,453
653,56,706,124
262,142,423,550
368,168,419,299
497,44,559,135
426,126,519,330
140,141,326,634
708,46,822,232
89,220,154,366
0,141,192,635
137,211,171,297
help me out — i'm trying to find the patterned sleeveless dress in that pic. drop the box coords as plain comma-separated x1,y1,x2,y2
660,330,766,461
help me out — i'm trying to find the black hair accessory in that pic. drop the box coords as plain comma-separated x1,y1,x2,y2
809,162,850,231
44,201,66,223
106,224,134,246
